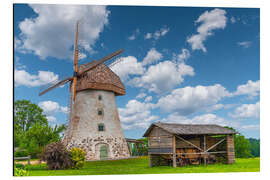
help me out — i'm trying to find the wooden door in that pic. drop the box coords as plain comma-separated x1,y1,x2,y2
100,145,108,160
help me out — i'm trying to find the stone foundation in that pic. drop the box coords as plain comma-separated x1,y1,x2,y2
65,136,130,160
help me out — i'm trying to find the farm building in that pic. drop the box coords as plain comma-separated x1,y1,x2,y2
143,122,236,167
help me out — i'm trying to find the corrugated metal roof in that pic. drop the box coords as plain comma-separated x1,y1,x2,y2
143,122,236,137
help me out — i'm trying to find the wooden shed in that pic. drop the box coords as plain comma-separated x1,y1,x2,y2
143,122,236,167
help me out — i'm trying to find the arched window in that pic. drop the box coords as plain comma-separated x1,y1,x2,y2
98,95,102,101
98,108,103,116
98,123,105,131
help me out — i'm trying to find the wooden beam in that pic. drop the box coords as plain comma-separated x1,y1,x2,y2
172,135,176,168
176,151,227,155
175,134,203,152
204,135,206,165
206,138,226,152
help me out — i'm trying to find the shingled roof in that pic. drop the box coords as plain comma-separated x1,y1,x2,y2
143,122,236,137
76,62,125,96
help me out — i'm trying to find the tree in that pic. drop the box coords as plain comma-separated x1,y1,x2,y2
20,122,66,158
14,100,47,132
249,138,260,157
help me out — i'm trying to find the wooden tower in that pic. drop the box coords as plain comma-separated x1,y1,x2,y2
39,21,130,160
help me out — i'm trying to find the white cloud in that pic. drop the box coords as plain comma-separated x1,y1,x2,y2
229,102,260,119
110,56,145,81
161,113,229,127
17,4,109,60
234,80,260,97
157,84,231,115
205,103,236,112
128,28,140,40
230,17,236,24
144,33,152,39
237,41,252,48
38,100,69,115
142,48,163,65
119,100,158,130
187,8,227,52
144,27,169,40
129,61,194,94
241,124,260,131
46,116,57,122
136,92,147,99
144,96,152,102
176,48,190,62
15,69,59,87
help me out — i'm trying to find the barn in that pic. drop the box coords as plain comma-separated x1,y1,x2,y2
143,122,236,167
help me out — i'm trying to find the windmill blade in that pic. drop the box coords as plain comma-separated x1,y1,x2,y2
39,77,72,96
78,49,123,76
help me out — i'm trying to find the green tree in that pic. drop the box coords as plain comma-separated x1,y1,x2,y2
20,122,66,158
14,100,47,132
249,138,260,157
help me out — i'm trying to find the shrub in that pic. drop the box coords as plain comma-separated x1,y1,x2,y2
14,167,28,176
42,142,73,170
14,163,25,169
14,150,28,157
70,147,86,169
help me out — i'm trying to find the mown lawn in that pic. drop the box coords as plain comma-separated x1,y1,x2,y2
23,156,260,176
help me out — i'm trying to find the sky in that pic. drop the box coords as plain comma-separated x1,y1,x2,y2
14,4,260,139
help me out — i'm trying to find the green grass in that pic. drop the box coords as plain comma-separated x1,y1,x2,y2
24,156,260,176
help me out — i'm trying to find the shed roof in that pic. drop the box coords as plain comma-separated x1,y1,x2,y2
143,122,236,137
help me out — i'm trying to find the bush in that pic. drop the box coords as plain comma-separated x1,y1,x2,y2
14,167,28,176
14,150,28,157
70,147,86,169
14,163,25,169
42,142,73,170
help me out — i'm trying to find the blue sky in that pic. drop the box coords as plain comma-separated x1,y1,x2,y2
14,4,260,139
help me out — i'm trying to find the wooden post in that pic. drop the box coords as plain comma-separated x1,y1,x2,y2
149,154,153,167
27,155,31,165
226,134,235,164
172,135,176,168
203,135,206,165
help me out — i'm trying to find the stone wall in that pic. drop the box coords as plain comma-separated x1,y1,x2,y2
63,89,130,160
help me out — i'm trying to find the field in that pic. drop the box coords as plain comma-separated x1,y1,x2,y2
16,156,260,176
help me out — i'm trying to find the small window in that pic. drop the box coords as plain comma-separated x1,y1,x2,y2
98,124,105,131
98,95,102,101
98,108,103,116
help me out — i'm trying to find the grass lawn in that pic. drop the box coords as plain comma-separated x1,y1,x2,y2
22,156,260,176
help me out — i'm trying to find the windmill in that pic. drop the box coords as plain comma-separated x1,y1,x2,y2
39,21,130,160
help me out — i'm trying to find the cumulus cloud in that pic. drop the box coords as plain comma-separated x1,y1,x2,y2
205,103,236,113
144,96,153,102
237,41,252,48
38,100,69,115
17,4,109,60
136,92,147,99
129,61,194,94
142,48,163,65
119,100,158,130
144,27,169,40
128,28,140,40
157,84,231,115
241,124,260,131
110,56,145,81
187,8,227,52
176,48,190,62
229,102,260,119
15,69,59,87
46,116,57,122
161,113,230,127
233,80,260,97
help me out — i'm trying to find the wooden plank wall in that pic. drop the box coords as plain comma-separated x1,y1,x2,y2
226,135,235,164
148,127,172,154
